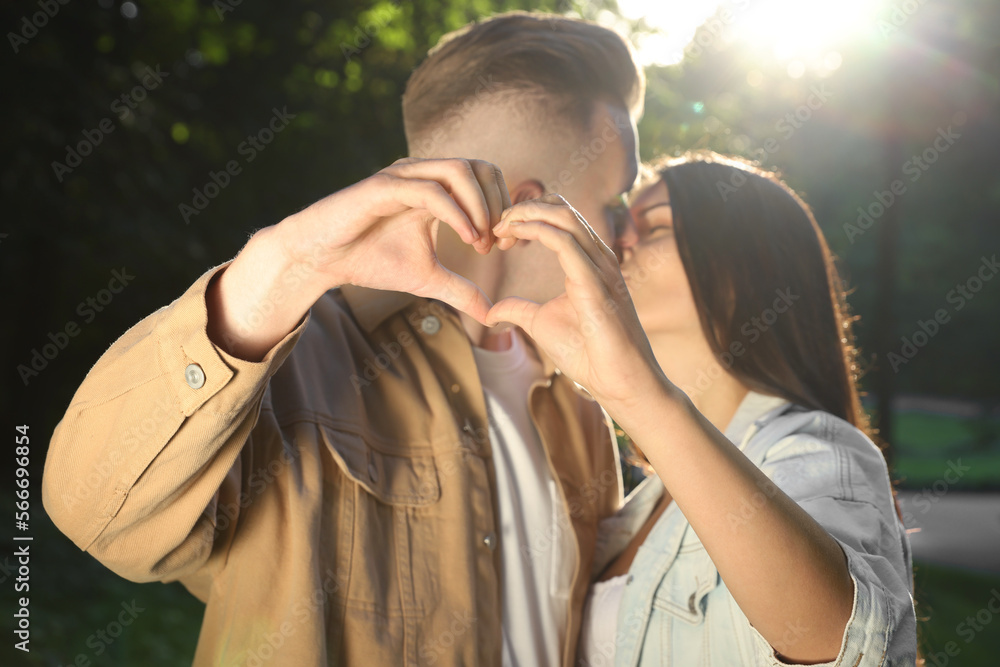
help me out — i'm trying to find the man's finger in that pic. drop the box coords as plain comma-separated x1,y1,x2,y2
470,160,510,237
385,158,495,252
383,176,481,246
494,167,512,211
420,266,494,326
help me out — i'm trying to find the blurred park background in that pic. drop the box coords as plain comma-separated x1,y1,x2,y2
2,0,998,664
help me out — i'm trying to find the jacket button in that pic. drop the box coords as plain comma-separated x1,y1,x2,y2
184,363,205,389
420,315,441,335
483,532,497,551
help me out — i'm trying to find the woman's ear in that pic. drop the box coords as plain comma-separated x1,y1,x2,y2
509,179,545,204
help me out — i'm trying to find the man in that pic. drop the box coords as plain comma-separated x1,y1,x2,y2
42,12,643,666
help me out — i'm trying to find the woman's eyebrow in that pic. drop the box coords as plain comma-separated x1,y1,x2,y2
637,202,672,216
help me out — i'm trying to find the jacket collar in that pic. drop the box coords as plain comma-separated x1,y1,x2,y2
337,285,561,379
724,390,792,449
590,390,792,580
338,284,420,333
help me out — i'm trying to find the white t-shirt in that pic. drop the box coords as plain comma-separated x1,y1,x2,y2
577,574,629,666
472,329,571,667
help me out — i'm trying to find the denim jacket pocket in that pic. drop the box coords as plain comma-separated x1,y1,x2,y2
651,545,720,625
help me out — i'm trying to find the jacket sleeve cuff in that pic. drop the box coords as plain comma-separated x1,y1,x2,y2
43,261,311,557
157,261,309,418
747,541,891,666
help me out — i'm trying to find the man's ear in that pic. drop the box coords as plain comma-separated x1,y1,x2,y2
509,179,545,204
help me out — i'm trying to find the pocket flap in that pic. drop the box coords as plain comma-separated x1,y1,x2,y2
651,550,720,624
319,424,440,506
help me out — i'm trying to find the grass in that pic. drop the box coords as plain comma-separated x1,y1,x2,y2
894,413,985,455
915,561,1000,666
892,411,1000,491
894,453,1000,489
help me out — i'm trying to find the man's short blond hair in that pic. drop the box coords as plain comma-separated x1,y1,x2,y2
402,11,645,154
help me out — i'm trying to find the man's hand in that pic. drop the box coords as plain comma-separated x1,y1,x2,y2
485,195,664,410
283,157,510,318
208,158,510,361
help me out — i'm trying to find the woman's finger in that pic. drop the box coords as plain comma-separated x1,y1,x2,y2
494,219,610,298
497,196,614,268
485,295,542,331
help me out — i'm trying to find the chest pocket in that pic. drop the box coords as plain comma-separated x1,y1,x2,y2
651,529,720,625
317,423,448,667
324,425,441,506
319,424,441,612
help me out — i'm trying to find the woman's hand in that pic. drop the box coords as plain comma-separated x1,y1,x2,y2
485,194,666,409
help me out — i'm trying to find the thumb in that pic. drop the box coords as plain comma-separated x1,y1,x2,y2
485,296,540,332
422,267,494,326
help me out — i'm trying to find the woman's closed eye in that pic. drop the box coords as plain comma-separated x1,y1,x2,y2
639,223,674,243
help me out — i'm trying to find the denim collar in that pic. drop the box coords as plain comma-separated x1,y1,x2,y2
724,390,792,449
590,391,793,595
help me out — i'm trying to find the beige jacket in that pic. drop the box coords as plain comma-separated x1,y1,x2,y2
42,263,623,666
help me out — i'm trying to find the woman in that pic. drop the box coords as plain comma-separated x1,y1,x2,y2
485,151,918,666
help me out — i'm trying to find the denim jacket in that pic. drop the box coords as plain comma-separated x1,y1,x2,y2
589,391,917,666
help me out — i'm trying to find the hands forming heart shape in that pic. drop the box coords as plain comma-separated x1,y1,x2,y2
282,157,662,411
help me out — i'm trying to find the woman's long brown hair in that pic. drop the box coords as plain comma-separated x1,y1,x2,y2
654,151,872,439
